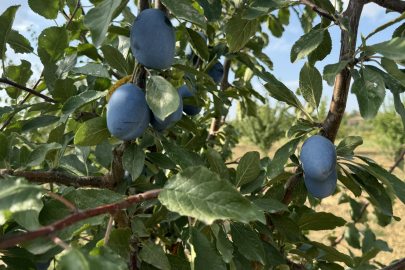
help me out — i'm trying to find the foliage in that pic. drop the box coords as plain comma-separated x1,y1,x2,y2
0,0,405,270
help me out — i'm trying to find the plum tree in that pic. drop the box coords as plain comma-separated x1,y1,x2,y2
185,31,207,65
300,135,337,182
107,84,151,141
130,9,175,70
150,95,183,132
207,62,225,83
304,168,337,199
178,85,202,116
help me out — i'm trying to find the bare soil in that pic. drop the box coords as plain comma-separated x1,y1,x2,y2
232,141,405,265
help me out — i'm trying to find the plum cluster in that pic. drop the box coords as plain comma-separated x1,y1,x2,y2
106,9,223,141
300,135,338,199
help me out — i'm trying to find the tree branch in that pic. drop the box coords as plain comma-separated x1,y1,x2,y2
299,0,337,21
0,169,108,189
0,189,162,249
382,258,405,270
389,148,405,173
286,258,307,270
367,0,405,13
331,201,369,246
0,78,58,104
65,0,81,28
46,191,76,211
322,0,367,143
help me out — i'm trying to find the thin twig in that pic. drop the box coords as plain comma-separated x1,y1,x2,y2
331,201,369,246
66,0,81,28
0,189,162,249
104,214,115,247
0,78,58,103
389,148,405,173
298,0,337,22
46,191,76,211
50,235,72,250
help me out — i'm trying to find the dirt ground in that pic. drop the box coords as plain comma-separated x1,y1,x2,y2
232,140,405,266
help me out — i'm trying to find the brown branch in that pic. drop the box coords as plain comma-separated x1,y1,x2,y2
0,78,58,104
0,169,108,189
299,0,337,21
368,0,405,13
382,258,405,270
286,258,307,270
321,0,367,143
104,141,132,191
331,201,369,246
46,191,76,211
389,148,405,173
0,189,162,249
66,0,81,28
280,168,304,208
50,235,72,250
104,214,115,247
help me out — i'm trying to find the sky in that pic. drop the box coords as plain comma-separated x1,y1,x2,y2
0,0,402,120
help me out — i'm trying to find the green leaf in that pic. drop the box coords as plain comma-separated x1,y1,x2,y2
59,90,107,123
336,136,363,155
160,140,203,170
100,45,129,75
211,223,233,263
371,37,405,61
338,166,362,197
140,242,171,270
298,212,346,231
206,147,229,180
56,53,78,79
195,0,221,22
306,241,353,267
264,82,304,111
0,132,7,163
252,198,288,213
381,57,405,87
299,62,323,110
167,254,191,270
146,153,176,170
52,78,79,103
291,176,307,206
291,29,324,63
189,226,226,270
267,15,284,38
312,0,335,15
351,67,385,120
235,151,260,187
28,0,59,19
323,60,350,86
21,115,59,134
250,0,293,9
269,215,301,242
230,222,265,264
393,22,405,38
144,205,168,228
106,228,132,262
26,142,62,167
365,65,405,93
160,0,206,29
393,92,405,131
318,262,344,270
131,218,149,238
0,5,19,60
366,12,405,40
345,223,360,249
172,64,215,82
71,63,111,78
240,170,266,194
4,60,33,99
122,143,145,181
308,29,332,65
7,30,34,55
74,117,111,146
146,76,181,120
38,27,69,63
267,137,301,178
226,12,260,53
176,114,201,135
262,240,285,267
83,0,122,47
0,177,44,230
253,50,273,70
158,166,257,224
181,25,209,61
232,247,254,270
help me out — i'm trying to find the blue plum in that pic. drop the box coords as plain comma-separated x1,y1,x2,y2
107,84,151,141
304,168,337,199
207,62,224,83
130,9,175,70
177,85,201,116
186,31,207,65
300,135,337,181
150,95,183,132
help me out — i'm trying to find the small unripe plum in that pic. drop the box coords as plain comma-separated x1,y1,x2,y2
107,84,151,141
300,135,337,181
185,31,207,65
305,168,337,199
150,95,183,132
178,85,201,116
130,9,175,70
207,62,224,83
